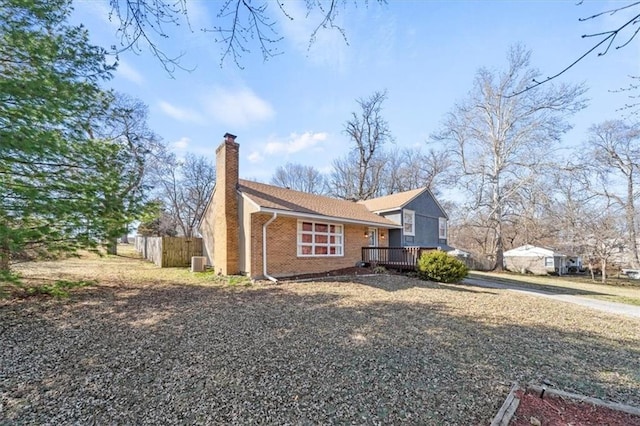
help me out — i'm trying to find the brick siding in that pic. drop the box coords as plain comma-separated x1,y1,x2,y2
249,214,389,279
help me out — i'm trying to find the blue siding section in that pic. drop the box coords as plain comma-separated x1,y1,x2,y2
404,191,448,248
404,190,447,219
389,228,402,246
376,190,449,248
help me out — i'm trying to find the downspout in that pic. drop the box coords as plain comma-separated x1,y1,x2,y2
263,212,278,283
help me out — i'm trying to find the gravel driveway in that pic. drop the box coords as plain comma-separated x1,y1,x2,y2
2,275,639,424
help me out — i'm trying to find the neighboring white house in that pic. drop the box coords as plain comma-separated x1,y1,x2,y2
448,248,470,258
503,244,568,275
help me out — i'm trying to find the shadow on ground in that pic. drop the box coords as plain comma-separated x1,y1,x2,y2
347,275,499,295
1,281,638,424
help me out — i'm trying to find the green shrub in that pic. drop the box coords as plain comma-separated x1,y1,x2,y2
373,265,387,274
416,251,468,283
24,279,94,298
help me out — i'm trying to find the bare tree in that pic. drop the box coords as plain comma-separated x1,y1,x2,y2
433,45,587,270
330,152,387,200
538,165,596,255
582,208,627,283
583,120,640,268
378,147,451,195
106,0,386,72
270,163,327,194
513,2,640,95
330,90,392,201
447,207,497,261
154,153,215,237
93,93,162,254
136,199,178,237
379,148,405,195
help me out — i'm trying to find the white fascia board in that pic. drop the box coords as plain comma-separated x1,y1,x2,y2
369,207,401,215
240,191,261,210
257,207,402,229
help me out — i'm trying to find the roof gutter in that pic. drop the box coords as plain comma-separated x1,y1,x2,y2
256,207,402,229
263,212,278,283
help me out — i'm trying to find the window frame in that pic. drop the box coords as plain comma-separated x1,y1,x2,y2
439,217,447,239
544,257,554,267
403,209,415,236
297,220,344,257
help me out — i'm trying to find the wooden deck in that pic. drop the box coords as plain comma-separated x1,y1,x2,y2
361,247,438,271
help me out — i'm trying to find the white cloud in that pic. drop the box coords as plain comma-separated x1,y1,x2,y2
158,101,204,123
203,86,275,127
186,0,214,30
264,132,328,155
248,132,328,164
247,151,264,163
171,137,190,150
116,60,144,85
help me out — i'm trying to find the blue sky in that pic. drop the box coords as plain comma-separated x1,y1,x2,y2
72,1,640,198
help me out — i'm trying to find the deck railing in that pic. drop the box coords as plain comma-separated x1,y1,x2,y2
361,246,438,270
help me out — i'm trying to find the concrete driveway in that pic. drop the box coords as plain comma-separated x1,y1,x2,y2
463,276,640,319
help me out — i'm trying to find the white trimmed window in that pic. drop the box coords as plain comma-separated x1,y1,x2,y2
403,209,415,236
439,217,447,239
545,257,554,267
297,221,343,257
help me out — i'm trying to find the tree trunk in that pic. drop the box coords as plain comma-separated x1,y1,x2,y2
0,239,9,273
626,177,640,268
121,233,129,244
492,175,504,272
106,237,118,255
494,234,504,271
601,258,607,284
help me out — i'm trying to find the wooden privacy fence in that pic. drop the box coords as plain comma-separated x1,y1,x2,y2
135,236,203,267
361,247,437,270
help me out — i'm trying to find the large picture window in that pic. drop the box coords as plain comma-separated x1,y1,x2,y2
297,221,343,257
439,217,447,239
403,209,415,236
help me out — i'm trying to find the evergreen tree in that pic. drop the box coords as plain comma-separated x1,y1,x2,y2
0,0,120,271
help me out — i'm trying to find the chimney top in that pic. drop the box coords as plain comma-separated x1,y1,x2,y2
224,132,237,142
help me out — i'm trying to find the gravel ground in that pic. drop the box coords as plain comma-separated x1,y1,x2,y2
1,271,639,424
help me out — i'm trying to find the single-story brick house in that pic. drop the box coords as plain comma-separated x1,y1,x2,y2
200,133,449,280
503,244,568,275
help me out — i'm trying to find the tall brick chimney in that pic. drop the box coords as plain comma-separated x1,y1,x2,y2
213,132,240,275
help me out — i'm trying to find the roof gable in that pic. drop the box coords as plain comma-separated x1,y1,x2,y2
358,187,428,212
238,180,399,227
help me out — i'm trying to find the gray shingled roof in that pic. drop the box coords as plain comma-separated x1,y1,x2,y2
239,180,400,227
358,187,427,212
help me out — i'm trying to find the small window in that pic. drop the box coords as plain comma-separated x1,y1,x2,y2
545,257,554,267
439,218,447,239
403,209,415,236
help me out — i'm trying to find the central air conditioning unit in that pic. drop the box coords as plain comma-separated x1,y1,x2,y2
191,256,207,272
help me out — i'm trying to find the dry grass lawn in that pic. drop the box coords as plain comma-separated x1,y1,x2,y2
1,245,639,424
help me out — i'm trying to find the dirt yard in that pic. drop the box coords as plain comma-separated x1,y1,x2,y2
1,249,639,424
